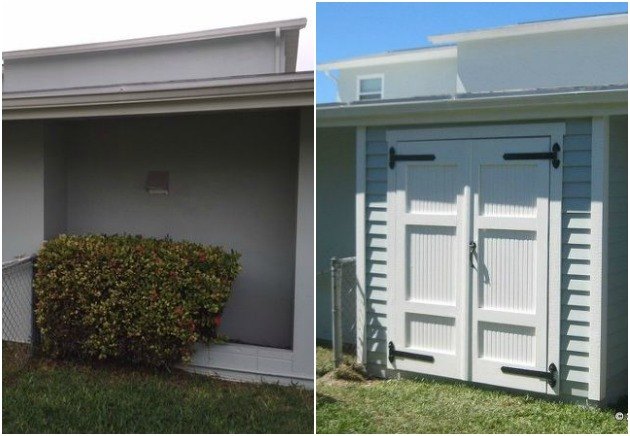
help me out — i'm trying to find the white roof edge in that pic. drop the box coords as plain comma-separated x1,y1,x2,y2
317,86,627,110
3,71,314,119
3,18,307,60
318,45,456,71
3,71,314,99
429,13,627,44
316,87,627,126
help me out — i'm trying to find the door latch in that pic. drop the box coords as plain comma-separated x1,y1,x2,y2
469,241,477,268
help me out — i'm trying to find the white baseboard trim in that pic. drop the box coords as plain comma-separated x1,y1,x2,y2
178,342,313,389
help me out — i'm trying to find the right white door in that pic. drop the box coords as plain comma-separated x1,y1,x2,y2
470,137,552,394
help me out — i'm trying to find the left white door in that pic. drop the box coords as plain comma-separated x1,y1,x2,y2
387,141,470,379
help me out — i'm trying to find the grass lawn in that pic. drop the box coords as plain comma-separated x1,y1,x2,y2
316,346,628,434
3,355,313,433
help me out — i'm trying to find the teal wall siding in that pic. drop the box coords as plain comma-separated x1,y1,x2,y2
362,120,595,399
364,127,390,375
559,119,592,399
605,115,628,404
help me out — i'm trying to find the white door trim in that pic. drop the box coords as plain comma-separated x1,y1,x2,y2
385,136,398,371
589,116,610,402
547,125,565,396
355,127,368,365
387,123,565,143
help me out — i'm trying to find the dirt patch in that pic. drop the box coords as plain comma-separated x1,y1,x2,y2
318,372,351,386
334,362,367,381
318,363,370,386
2,341,33,380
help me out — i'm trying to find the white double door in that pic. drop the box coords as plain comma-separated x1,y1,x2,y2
387,136,557,394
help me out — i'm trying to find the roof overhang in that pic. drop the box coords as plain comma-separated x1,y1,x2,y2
3,72,314,120
317,86,628,128
318,45,456,71
3,18,307,61
430,13,627,44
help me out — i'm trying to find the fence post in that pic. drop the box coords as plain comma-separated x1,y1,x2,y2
331,257,343,368
30,256,40,355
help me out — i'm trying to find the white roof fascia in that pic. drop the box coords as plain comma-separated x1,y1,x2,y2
3,18,307,60
3,72,314,120
318,45,456,71
3,72,313,99
430,13,627,44
317,88,627,127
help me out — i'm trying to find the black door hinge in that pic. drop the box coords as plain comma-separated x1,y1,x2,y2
388,341,434,363
389,147,436,169
503,143,561,169
501,363,558,387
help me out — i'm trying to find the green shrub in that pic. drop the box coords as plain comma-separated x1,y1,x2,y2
34,234,240,367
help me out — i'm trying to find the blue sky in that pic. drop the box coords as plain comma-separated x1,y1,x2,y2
316,2,628,103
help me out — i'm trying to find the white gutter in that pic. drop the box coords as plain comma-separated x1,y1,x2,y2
317,88,627,127
3,18,307,60
4,72,313,99
274,27,282,73
323,70,341,102
3,72,314,120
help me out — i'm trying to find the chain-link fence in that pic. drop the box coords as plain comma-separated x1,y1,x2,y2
3,256,36,370
331,256,356,367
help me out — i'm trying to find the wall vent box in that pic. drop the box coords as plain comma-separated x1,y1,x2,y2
145,171,169,195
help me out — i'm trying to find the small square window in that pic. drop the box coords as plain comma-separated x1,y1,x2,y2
358,76,383,101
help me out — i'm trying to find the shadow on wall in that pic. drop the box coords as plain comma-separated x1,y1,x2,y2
316,127,356,341
16,110,302,349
